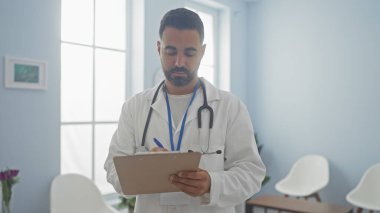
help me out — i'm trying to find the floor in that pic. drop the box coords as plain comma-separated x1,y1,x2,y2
248,207,292,213
249,207,380,213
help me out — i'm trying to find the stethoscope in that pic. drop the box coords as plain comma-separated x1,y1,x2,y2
140,79,222,155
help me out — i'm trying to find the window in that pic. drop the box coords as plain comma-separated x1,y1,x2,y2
186,3,219,87
187,1,230,91
61,0,126,194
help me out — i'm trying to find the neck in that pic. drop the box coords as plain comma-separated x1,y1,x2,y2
164,78,199,95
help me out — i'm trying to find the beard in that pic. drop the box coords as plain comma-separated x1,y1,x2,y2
164,66,196,87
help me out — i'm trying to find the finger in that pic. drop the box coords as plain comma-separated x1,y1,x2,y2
150,147,168,152
177,171,200,180
170,174,210,196
171,175,199,186
171,181,202,197
177,170,207,180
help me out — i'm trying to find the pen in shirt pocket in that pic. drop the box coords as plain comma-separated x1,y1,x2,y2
153,138,164,148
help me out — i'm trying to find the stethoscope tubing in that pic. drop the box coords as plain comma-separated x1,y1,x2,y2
141,79,214,149
141,80,165,147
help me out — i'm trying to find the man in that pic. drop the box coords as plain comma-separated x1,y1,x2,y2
105,8,266,213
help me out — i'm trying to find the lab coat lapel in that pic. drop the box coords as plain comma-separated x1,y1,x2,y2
185,91,202,125
149,87,176,129
148,78,220,131
184,78,220,127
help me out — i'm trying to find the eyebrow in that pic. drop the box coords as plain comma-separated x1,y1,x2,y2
164,46,176,51
164,45,197,52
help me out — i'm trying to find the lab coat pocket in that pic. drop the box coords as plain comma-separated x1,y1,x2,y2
160,192,192,205
187,144,225,172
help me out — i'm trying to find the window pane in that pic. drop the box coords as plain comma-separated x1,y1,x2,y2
198,11,214,67
198,65,214,84
61,43,93,122
95,0,126,50
61,125,92,178
94,124,117,194
95,49,125,121
187,7,216,85
61,0,94,45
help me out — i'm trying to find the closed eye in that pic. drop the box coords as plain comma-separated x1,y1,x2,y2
185,48,197,57
165,47,177,56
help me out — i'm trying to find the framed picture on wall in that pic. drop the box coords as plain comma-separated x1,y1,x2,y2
4,56,47,90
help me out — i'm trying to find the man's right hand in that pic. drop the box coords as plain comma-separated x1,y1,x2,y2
150,147,168,152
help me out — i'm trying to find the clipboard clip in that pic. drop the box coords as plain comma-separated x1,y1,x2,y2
188,149,222,155
188,149,226,161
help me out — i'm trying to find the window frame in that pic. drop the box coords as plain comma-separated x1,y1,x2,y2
60,0,128,195
186,2,220,88
185,1,230,91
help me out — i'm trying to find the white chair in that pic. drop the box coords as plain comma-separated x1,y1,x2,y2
51,173,119,213
346,163,380,213
275,154,329,201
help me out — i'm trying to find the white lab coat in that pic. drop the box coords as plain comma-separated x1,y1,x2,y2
104,78,266,213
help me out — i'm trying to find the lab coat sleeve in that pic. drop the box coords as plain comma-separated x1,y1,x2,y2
104,100,137,195
206,99,266,207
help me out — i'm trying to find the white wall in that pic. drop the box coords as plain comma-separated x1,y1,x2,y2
248,0,380,205
0,0,61,212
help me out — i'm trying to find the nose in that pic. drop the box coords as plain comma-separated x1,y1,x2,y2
175,54,186,67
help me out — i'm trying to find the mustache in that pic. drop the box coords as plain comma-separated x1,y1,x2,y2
169,67,190,73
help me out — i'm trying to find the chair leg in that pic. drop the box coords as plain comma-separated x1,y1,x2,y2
314,193,321,202
355,207,362,213
303,193,321,202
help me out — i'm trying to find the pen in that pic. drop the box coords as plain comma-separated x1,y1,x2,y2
153,138,164,148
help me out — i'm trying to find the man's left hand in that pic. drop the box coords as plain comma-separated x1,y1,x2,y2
169,168,211,197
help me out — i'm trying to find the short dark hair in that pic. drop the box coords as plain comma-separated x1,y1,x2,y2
159,8,204,43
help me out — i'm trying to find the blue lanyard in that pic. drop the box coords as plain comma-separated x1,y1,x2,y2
164,81,199,151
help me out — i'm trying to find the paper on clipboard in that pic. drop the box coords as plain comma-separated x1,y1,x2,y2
113,151,201,195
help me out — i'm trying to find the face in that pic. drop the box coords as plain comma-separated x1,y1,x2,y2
157,27,205,88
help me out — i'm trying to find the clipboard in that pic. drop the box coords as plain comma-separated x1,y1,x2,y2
113,152,202,195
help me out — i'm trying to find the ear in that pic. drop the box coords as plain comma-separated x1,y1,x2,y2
201,44,206,58
157,40,161,54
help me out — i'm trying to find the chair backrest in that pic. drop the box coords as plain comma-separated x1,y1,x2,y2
284,155,329,188
347,163,380,206
50,174,117,213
